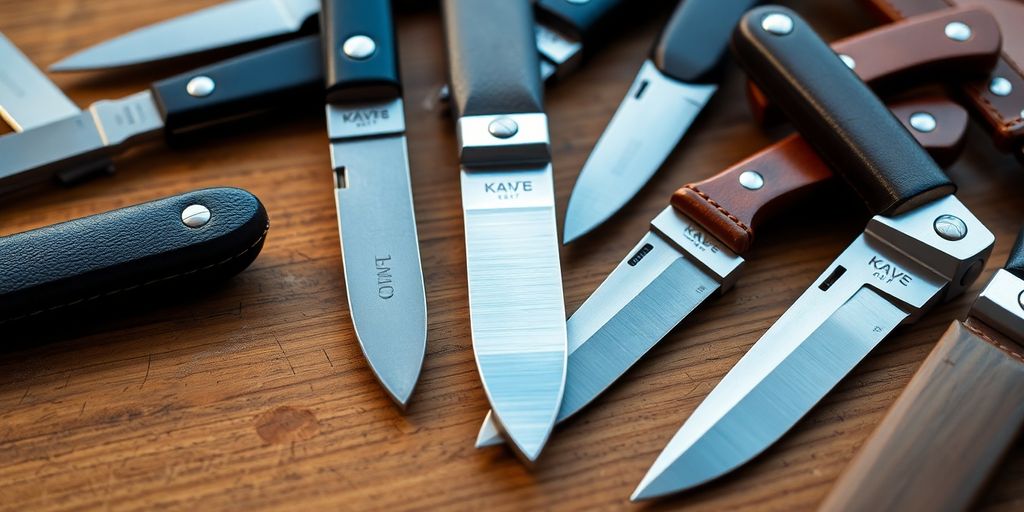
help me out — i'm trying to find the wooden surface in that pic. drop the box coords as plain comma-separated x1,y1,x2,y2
1,1,1023,510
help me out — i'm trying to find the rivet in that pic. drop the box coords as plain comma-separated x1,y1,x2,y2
1018,290,1024,311
761,13,794,35
909,112,937,133
343,35,377,60
934,214,968,241
488,117,519,139
944,21,972,41
990,76,1012,97
181,204,211,228
186,76,215,98
739,170,764,190
839,54,856,69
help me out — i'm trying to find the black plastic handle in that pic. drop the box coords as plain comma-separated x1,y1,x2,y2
0,187,268,326
1005,229,1024,280
653,0,759,83
152,36,323,134
731,6,955,215
535,0,627,46
321,0,400,103
442,0,544,117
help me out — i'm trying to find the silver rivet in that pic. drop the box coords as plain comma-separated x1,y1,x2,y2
944,21,972,41
934,214,968,241
990,76,1012,96
839,54,856,69
343,35,377,60
182,204,211,228
909,112,937,133
488,117,519,139
186,76,215,98
739,171,764,190
761,13,794,35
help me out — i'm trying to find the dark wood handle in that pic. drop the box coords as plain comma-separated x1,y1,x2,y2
748,7,1001,125
321,0,400,103
672,96,968,254
819,320,1024,512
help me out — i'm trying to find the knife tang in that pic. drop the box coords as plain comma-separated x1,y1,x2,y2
653,0,759,83
322,0,400,103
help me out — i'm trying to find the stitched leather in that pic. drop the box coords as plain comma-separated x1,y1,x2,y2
442,0,544,117
0,187,268,325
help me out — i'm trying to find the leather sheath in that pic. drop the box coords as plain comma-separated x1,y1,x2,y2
863,0,1024,151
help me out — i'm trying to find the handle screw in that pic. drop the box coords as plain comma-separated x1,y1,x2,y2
761,13,794,35
944,21,972,41
343,35,377,60
186,76,215,98
488,117,519,139
182,204,211,228
909,112,937,133
934,214,968,241
990,77,1012,97
739,171,764,190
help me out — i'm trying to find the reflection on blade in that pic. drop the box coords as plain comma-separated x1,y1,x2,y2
476,230,720,447
332,135,426,407
563,60,716,243
50,0,319,71
632,287,908,500
0,33,79,131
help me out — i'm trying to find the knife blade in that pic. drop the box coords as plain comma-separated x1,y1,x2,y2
820,231,1024,512
474,95,971,448
0,36,322,195
444,0,567,462
632,7,994,500
0,33,80,131
562,0,758,244
320,0,426,407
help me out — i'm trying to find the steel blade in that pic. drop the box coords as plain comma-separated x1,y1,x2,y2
0,33,79,131
50,0,319,71
462,164,567,461
563,60,716,243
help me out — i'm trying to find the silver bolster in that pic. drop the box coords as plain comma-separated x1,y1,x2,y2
457,113,550,167
326,97,406,140
971,269,1024,342
650,207,744,290
535,24,582,75
88,90,165,146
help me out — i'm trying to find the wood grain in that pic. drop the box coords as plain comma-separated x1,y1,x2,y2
0,1,1022,510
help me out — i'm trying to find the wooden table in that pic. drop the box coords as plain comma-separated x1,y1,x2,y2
2,1,1022,510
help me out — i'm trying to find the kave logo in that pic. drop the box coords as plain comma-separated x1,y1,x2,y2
681,225,719,254
343,108,390,127
484,181,533,200
869,256,913,286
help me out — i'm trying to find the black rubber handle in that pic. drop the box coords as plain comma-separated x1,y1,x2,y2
731,6,955,215
442,0,544,117
152,36,323,134
1005,229,1024,280
0,187,268,326
653,0,759,83
321,0,401,103
535,0,627,46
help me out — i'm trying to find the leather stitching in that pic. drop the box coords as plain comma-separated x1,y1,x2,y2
684,185,754,237
0,222,270,325
964,322,1024,363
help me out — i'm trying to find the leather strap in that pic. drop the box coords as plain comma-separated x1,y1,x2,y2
863,0,1024,151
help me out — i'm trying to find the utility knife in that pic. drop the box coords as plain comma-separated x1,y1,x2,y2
632,7,994,500
0,35,322,195
476,4,999,448
820,230,1024,512
319,0,426,407
443,0,567,462
562,0,758,244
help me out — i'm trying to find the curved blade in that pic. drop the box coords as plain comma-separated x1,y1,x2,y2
563,60,716,244
50,0,319,71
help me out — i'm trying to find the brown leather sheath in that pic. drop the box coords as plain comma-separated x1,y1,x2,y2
819,319,1024,512
863,0,1024,151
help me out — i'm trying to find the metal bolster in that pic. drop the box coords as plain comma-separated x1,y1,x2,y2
650,206,745,291
456,113,551,168
535,24,582,77
326,97,406,140
972,269,1024,342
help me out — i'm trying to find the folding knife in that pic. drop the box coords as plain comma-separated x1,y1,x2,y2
319,0,426,407
821,230,1024,512
443,0,567,462
0,35,322,195
476,4,999,448
563,0,758,244
632,7,994,500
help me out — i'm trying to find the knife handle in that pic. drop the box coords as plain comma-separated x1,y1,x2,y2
672,96,968,254
442,0,544,117
1005,228,1024,279
152,36,323,135
818,319,1024,512
321,0,400,103
748,7,1001,125
0,187,269,328
536,0,626,46
653,0,759,83
732,6,955,216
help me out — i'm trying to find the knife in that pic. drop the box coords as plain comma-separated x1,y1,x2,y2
632,6,995,500
819,230,1024,512
443,0,568,462
0,33,80,131
320,0,426,407
474,95,971,448
0,35,322,195
562,0,759,244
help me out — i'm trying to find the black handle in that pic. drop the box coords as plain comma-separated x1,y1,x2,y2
321,0,401,103
731,6,955,215
0,187,268,327
442,0,544,117
653,0,759,83
1005,229,1024,280
535,0,627,46
152,36,323,134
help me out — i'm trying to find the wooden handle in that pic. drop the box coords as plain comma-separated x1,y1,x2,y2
748,7,1000,125
819,319,1024,512
672,96,968,254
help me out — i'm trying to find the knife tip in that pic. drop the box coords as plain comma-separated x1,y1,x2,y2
474,412,504,448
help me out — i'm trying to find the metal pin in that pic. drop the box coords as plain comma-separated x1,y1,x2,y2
182,204,211,228
944,21,972,41
990,77,1012,97
761,13,794,36
343,35,376,60
934,214,968,241
909,112,937,133
488,117,519,139
839,54,856,69
739,171,764,190
186,76,215,98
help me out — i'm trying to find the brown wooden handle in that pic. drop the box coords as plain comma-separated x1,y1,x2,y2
818,320,1024,512
671,96,968,254
748,7,1000,125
